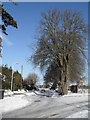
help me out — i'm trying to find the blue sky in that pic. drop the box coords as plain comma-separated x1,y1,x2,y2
2,2,88,84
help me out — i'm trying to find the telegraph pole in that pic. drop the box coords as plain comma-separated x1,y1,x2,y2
21,65,23,90
11,62,19,96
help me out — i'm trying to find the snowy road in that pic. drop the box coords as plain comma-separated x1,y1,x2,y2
2,93,88,118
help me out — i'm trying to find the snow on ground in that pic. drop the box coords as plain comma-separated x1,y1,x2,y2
36,88,88,97
52,89,88,98
67,110,88,118
24,90,37,96
0,90,36,114
4,89,26,96
0,95,28,113
63,90,88,97
0,88,88,119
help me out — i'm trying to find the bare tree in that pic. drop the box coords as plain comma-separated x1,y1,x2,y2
24,73,38,87
30,9,87,94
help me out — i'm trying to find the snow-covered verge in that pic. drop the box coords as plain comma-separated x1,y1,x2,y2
63,90,88,97
24,90,37,96
4,89,26,96
67,110,88,118
52,89,88,98
0,95,28,114
0,90,36,114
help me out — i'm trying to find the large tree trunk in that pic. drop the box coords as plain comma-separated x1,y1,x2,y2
62,57,70,95
58,69,68,95
62,62,68,95
63,83,68,95
58,57,68,95
65,64,69,94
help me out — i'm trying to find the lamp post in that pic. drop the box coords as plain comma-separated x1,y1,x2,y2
11,62,19,94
